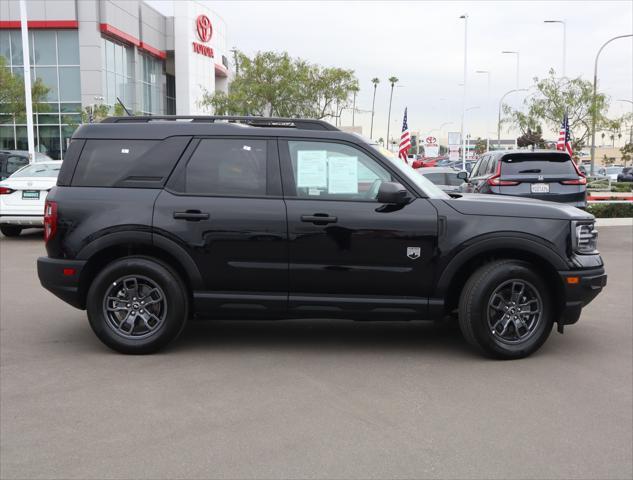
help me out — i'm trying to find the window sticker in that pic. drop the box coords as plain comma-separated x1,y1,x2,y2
297,150,327,188
327,156,358,194
121,148,130,154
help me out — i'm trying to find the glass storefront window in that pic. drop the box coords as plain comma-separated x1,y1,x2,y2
102,38,135,109
1,30,80,159
140,53,164,115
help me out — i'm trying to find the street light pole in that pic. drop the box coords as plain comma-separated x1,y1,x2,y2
19,0,35,160
590,34,633,175
497,88,528,149
460,14,468,170
544,20,566,77
502,51,520,89
476,70,491,151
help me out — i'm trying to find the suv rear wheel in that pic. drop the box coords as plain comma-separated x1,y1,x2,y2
458,260,554,359
86,256,188,354
0,225,22,237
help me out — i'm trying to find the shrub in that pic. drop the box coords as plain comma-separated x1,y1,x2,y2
587,203,633,218
610,182,633,192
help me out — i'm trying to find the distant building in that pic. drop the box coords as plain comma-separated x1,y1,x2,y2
0,0,230,159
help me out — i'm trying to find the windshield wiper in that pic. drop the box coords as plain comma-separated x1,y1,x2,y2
518,169,541,173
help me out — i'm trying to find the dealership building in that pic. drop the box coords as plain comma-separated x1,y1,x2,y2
0,0,230,159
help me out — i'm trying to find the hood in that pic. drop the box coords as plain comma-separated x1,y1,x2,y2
443,193,593,221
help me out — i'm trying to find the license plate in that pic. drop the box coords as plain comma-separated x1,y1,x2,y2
22,190,40,200
531,183,550,193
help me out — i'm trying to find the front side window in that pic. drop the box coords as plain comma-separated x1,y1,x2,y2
185,139,267,196
287,140,393,201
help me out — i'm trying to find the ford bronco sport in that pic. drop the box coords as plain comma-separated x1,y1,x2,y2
37,116,607,358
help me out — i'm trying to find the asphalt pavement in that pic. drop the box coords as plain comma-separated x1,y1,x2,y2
1,227,631,480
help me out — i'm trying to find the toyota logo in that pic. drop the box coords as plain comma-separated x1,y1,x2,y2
196,15,212,43
426,136,437,144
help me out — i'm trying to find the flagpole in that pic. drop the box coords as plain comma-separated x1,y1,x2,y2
19,0,35,161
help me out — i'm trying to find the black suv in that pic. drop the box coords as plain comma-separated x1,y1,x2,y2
37,116,606,359
462,150,587,208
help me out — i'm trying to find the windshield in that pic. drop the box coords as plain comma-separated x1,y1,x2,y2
11,163,61,178
367,143,449,199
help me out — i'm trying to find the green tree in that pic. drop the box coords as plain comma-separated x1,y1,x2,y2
516,126,546,149
199,50,358,120
503,69,612,152
474,137,487,155
0,55,51,121
620,142,633,166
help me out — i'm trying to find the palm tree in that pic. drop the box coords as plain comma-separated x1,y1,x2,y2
351,85,360,127
386,76,399,151
378,137,384,146
370,78,380,138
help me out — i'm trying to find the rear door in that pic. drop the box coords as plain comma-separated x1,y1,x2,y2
153,137,288,316
498,152,585,204
279,138,438,317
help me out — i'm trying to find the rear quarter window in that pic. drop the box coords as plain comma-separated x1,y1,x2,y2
71,137,190,188
501,154,575,175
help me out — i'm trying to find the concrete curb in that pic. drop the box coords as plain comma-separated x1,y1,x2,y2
596,218,633,227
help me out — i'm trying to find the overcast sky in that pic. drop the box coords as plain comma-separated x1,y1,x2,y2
150,1,632,144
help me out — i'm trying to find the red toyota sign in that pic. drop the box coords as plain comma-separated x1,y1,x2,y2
196,15,212,43
426,136,437,144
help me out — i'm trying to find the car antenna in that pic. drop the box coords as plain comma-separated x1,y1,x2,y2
116,97,133,116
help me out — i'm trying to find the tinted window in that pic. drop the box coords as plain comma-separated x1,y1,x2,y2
423,173,447,185
287,140,393,201
185,139,267,196
470,157,484,177
11,163,61,178
501,154,576,175
6,156,29,175
72,138,188,188
445,172,465,186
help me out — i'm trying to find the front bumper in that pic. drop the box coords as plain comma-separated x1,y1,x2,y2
558,266,607,325
37,257,87,309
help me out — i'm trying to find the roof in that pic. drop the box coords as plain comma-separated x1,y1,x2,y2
487,149,571,157
416,167,462,174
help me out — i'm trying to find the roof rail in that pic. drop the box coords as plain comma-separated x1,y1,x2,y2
100,115,339,131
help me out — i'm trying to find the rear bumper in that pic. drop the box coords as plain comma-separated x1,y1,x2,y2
558,266,607,325
37,257,87,309
0,215,43,226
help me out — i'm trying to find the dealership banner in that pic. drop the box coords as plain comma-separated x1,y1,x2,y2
448,132,461,161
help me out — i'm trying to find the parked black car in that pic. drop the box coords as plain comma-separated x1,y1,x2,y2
37,117,606,359
461,150,587,208
617,167,633,182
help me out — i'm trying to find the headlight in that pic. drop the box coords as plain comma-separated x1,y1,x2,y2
571,220,598,254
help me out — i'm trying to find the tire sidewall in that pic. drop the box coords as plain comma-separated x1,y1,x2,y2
87,257,187,354
0,225,22,237
468,262,553,359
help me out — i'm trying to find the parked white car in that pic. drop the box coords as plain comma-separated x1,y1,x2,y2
597,166,624,181
0,161,62,237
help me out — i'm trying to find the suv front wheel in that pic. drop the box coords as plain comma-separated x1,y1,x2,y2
86,256,188,354
458,260,554,359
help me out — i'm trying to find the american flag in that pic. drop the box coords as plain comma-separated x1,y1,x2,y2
399,107,411,162
556,112,573,156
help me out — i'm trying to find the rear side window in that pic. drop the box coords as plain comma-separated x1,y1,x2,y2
71,137,190,187
6,156,29,175
184,139,267,196
501,154,575,175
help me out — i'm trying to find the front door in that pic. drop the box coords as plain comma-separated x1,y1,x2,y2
153,137,287,316
279,139,438,318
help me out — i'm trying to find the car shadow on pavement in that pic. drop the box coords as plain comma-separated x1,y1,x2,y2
172,318,473,357
0,228,44,241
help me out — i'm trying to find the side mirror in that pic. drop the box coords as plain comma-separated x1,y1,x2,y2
377,181,409,205
456,170,468,181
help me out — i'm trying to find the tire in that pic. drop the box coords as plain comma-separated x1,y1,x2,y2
0,225,22,237
86,256,188,354
458,260,554,359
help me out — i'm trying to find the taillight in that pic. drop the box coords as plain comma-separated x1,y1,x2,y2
0,186,15,195
561,177,587,185
487,161,519,186
563,162,587,185
44,200,58,243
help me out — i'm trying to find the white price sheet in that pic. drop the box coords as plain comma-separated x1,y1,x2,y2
296,150,327,188
328,156,358,194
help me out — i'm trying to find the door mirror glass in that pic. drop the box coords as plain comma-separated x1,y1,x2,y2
377,181,409,204
456,170,468,181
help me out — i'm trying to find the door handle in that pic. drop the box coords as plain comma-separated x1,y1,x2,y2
173,210,210,221
301,214,338,225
